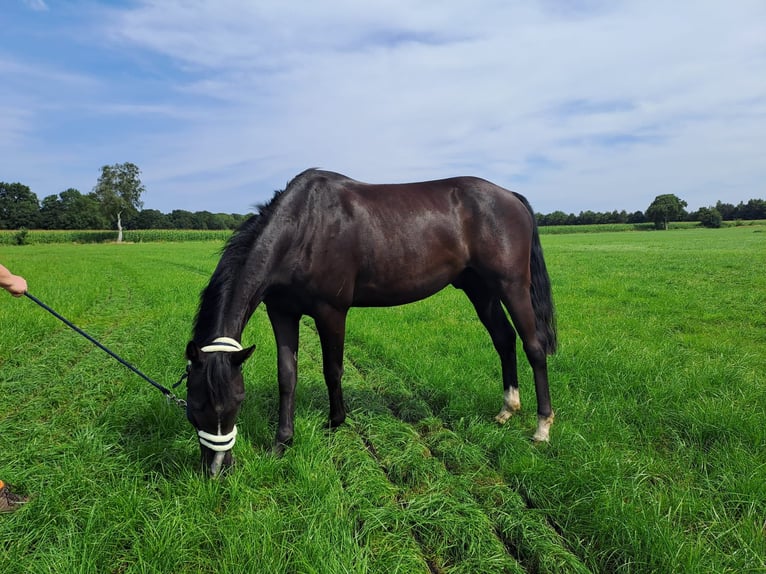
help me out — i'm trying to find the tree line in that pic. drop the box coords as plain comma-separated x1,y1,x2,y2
0,163,250,236
537,194,766,229
2,163,765,232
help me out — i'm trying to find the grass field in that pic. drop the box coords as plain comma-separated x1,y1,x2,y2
1,226,764,573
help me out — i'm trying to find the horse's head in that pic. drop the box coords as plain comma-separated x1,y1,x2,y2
185,337,255,477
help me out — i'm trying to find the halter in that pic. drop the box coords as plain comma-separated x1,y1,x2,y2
201,337,243,353
195,336,244,451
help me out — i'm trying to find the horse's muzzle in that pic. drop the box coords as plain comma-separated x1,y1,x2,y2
198,426,237,477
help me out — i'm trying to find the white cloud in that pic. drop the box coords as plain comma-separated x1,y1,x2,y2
23,0,48,12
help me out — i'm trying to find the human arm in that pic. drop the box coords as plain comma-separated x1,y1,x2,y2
0,264,27,296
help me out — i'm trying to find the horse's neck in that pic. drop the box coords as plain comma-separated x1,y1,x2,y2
196,250,273,343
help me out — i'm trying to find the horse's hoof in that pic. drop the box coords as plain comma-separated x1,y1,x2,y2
495,410,514,425
328,418,346,430
531,413,554,442
272,440,292,457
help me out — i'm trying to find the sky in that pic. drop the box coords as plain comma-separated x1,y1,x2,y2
1,0,765,216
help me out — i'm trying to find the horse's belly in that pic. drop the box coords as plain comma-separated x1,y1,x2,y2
351,259,461,307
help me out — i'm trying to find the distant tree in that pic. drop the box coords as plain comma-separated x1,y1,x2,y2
0,182,40,229
128,209,168,229
738,199,766,220
544,210,569,226
167,209,196,229
194,210,215,229
714,201,737,220
626,211,647,224
92,162,145,241
697,207,723,228
646,194,687,230
39,188,106,229
577,210,598,225
39,195,62,229
190,211,210,229
76,192,108,229
213,213,239,229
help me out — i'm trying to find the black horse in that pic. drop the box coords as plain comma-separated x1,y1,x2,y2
185,169,557,475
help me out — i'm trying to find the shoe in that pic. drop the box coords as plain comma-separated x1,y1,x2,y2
0,480,29,513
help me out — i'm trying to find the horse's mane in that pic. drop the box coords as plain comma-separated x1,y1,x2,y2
192,169,318,341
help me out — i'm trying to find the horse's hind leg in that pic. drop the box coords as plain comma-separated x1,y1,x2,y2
314,304,348,429
457,272,521,424
499,279,554,442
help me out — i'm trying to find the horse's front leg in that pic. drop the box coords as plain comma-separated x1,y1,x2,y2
268,306,300,456
314,304,348,429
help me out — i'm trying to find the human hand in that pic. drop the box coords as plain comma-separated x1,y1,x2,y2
4,275,27,296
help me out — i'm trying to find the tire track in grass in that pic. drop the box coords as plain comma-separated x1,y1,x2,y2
142,257,215,278
283,310,589,571
418,419,592,574
352,413,527,574
330,427,434,574
337,340,592,574
294,318,434,573
297,321,521,572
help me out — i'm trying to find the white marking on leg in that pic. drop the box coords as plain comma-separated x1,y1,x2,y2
532,412,555,442
495,387,521,424
210,451,226,477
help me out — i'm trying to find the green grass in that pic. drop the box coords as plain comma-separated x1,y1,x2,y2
1,226,764,573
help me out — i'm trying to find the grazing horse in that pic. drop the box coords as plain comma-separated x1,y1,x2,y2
185,169,557,476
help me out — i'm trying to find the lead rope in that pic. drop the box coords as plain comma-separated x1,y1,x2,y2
24,292,187,409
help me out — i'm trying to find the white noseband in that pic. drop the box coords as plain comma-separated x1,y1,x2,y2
198,426,238,451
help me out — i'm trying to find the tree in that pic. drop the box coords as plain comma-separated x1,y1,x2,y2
39,188,106,229
627,210,647,224
128,209,168,229
715,201,737,221
71,191,108,229
646,194,687,230
167,209,196,229
92,162,145,241
542,210,570,226
697,207,722,228
738,199,766,220
0,182,40,229
39,194,63,229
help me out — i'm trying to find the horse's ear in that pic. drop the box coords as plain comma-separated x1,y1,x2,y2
233,345,256,366
186,341,201,364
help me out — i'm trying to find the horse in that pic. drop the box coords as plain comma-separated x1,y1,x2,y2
185,168,557,476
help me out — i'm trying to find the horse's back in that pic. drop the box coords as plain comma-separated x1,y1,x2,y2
295,170,532,233
278,171,535,306
322,172,535,264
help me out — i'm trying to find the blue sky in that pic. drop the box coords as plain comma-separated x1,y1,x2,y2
2,1,765,215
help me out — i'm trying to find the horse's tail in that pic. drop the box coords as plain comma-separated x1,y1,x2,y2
513,192,558,355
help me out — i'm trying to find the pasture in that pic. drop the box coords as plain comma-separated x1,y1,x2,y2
1,226,764,573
